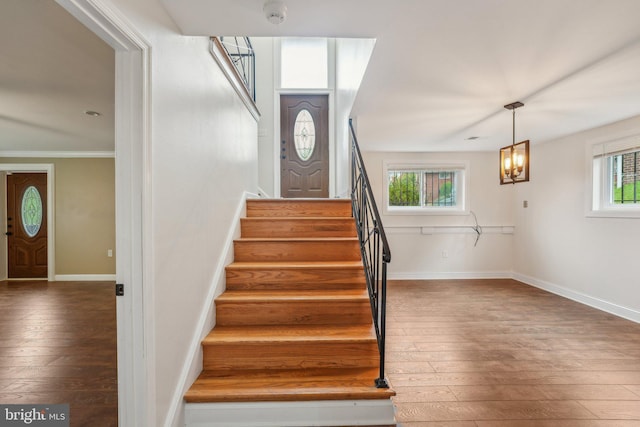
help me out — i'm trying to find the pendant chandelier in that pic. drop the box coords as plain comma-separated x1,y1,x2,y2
499,101,530,185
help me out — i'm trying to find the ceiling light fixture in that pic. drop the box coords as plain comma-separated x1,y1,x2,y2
499,101,529,185
84,110,101,117
263,0,287,25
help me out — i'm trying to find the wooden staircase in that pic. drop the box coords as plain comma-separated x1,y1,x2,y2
184,199,395,426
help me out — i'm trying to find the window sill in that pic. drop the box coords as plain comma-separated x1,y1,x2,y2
586,209,640,219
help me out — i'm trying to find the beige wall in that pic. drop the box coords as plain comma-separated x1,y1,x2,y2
0,158,115,276
0,171,6,279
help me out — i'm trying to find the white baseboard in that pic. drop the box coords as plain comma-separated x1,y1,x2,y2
54,274,116,281
389,271,639,324
513,272,640,324
185,400,395,427
389,271,512,280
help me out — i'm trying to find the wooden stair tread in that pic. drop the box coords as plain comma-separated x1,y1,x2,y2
217,289,368,301
186,198,394,406
235,237,358,242
225,261,366,291
203,324,376,344
233,238,361,263
246,199,352,218
226,260,364,269
240,217,356,238
185,368,395,403
243,216,353,220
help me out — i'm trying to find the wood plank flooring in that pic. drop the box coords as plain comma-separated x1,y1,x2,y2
0,280,117,427
386,279,640,427
2,277,638,426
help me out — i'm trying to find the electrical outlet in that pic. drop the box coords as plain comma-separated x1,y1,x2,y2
442,250,448,258
523,200,529,208
107,249,113,257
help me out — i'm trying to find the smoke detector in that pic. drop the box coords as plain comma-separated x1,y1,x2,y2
263,0,287,24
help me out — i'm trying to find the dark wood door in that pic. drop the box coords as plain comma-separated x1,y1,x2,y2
7,173,47,278
280,94,329,198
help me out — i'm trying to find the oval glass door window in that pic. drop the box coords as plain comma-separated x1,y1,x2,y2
294,109,316,161
21,186,43,237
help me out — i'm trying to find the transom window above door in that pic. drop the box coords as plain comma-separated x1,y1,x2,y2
280,38,328,89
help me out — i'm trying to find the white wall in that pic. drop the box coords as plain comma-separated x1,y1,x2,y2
106,0,259,424
336,38,376,198
513,115,640,320
363,151,514,278
252,37,276,196
251,37,375,198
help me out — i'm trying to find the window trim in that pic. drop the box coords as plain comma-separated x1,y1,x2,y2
587,133,640,218
279,37,329,90
383,160,469,215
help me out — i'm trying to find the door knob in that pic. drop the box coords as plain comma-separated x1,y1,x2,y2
5,232,12,236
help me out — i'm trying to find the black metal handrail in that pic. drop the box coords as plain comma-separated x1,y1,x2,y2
219,37,256,101
349,118,391,389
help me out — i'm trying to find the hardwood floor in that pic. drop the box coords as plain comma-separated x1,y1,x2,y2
386,279,640,427
0,280,117,427
2,277,637,426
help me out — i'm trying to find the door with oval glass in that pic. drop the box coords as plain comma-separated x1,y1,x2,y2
6,173,47,278
280,94,329,198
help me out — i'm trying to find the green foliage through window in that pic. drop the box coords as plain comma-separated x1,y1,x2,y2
611,151,639,204
388,172,420,206
388,170,459,208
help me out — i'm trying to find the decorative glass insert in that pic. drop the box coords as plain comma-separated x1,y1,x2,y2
294,109,316,161
21,186,43,238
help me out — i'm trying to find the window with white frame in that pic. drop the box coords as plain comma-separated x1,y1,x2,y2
591,135,640,215
280,38,328,89
384,162,468,214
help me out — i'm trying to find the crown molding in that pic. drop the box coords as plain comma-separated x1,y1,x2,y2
0,151,115,158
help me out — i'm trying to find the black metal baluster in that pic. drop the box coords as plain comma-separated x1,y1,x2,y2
349,118,391,389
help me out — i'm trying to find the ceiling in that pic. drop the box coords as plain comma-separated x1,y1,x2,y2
0,0,114,154
161,0,640,151
3,1,640,154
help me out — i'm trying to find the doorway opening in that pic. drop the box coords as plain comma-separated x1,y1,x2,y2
0,165,55,281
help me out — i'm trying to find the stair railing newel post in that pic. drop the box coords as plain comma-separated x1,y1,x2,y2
349,118,391,389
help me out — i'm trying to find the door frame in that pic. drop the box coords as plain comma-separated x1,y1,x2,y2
274,90,335,198
0,164,55,281
55,1,154,425
272,38,337,198
279,94,331,198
